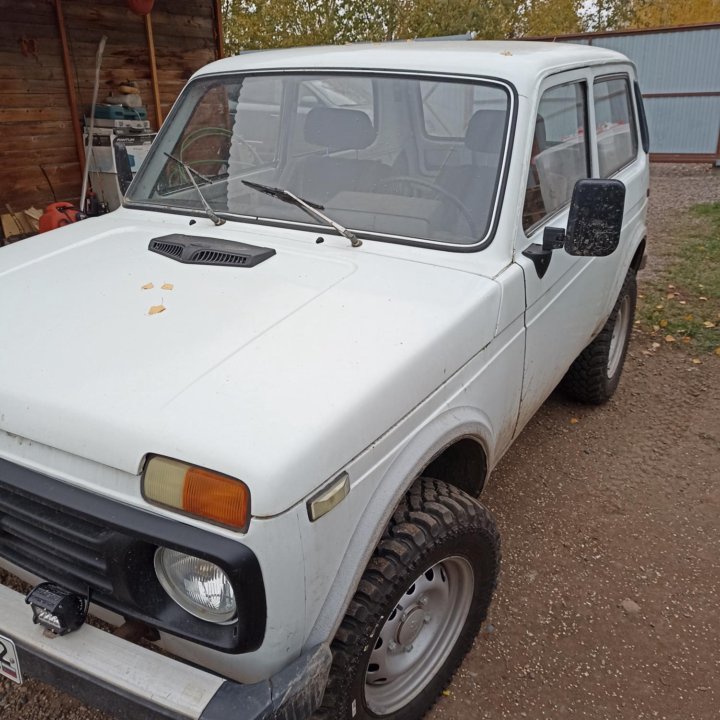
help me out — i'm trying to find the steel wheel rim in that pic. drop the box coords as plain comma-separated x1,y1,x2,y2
608,295,631,379
364,556,475,715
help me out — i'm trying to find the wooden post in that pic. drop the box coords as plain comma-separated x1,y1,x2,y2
144,13,163,128
214,0,225,59
54,0,85,169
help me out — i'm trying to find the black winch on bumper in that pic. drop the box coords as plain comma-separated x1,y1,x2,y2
0,583,330,720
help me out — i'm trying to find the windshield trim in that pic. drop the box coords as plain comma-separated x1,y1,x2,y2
124,69,518,253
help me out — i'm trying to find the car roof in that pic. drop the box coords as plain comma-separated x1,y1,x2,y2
193,40,631,95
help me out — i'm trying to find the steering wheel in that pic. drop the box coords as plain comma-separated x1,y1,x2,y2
166,128,264,187
182,127,262,168
374,175,478,236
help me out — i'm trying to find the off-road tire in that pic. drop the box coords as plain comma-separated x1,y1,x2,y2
561,269,637,405
315,478,500,720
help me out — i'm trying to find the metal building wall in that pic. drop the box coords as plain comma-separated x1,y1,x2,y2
540,24,720,163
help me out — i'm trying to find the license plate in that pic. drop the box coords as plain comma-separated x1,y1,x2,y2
0,634,22,684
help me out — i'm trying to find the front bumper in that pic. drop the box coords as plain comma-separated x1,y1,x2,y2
0,583,331,720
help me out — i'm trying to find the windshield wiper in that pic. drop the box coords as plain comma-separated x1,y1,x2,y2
242,180,361,248
164,152,225,226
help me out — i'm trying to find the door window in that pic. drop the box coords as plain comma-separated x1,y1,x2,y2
594,76,638,177
523,82,589,232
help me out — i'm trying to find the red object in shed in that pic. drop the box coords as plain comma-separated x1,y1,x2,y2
39,202,81,233
127,0,155,15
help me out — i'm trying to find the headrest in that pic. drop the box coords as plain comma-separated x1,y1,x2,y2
304,107,376,150
465,109,507,153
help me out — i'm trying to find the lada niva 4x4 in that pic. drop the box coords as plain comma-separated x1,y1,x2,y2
0,40,649,720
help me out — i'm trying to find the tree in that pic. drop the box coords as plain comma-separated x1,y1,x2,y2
393,0,516,40
629,0,720,27
221,0,719,53
583,0,637,32
222,0,517,52
223,0,343,53
513,0,584,37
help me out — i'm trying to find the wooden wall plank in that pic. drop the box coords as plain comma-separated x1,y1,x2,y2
0,0,220,216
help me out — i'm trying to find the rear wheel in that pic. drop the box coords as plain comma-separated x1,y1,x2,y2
317,478,500,720
561,269,637,405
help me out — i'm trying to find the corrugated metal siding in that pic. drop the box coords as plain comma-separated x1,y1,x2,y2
562,26,720,158
645,97,720,154
586,28,720,94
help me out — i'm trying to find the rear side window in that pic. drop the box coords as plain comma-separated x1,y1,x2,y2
594,77,638,177
523,82,589,232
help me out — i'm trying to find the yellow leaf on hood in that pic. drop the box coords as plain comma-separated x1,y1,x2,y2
148,304,166,315
141,282,154,290
161,283,174,291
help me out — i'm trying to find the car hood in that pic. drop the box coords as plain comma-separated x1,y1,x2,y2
0,214,501,516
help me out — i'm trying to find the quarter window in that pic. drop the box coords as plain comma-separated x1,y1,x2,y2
594,77,638,177
523,82,589,232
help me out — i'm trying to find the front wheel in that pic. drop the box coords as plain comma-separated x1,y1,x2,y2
317,478,500,720
561,269,637,405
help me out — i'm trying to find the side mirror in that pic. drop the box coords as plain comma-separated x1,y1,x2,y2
565,178,625,257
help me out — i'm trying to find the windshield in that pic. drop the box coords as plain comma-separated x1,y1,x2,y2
127,72,512,248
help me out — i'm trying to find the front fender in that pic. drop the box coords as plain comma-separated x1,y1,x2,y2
304,405,496,650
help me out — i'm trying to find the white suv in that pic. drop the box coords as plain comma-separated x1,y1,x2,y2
0,40,648,720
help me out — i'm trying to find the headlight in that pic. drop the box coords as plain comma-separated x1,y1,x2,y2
154,547,237,623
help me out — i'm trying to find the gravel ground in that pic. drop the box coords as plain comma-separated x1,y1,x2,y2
1,164,719,719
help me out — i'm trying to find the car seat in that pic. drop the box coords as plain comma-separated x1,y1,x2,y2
282,107,391,205
434,109,507,238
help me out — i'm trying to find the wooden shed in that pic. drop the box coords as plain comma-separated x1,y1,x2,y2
0,0,223,230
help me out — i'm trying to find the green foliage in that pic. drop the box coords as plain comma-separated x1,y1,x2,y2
222,0,518,52
631,0,720,28
221,1,720,62
515,0,584,37
223,0,341,52
639,203,720,355
393,0,516,40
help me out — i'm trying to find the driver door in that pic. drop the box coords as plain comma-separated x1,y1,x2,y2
514,69,609,432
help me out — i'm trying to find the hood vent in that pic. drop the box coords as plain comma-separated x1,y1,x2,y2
149,234,275,268
152,239,184,258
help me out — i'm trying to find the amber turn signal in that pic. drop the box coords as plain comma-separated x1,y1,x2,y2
143,456,250,531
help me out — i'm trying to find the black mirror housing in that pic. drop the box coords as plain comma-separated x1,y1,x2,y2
564,179,625,257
